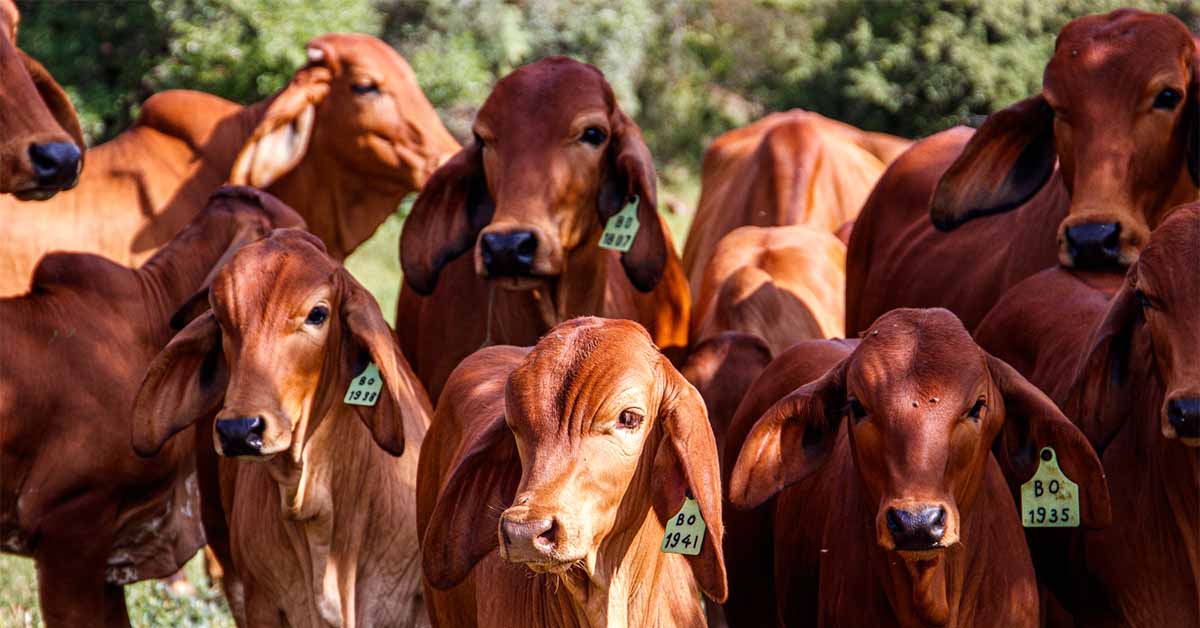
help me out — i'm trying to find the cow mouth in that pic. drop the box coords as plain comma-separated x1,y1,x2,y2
14,187,62,201
494,275,548,291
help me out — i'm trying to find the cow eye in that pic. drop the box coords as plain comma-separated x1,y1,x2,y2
845,397,868,423
967,397,987,421
1153,88,1182,110
352,81,380,96
305,305,329,326
473,133,486,148
617,409,643,430
580,126,607,146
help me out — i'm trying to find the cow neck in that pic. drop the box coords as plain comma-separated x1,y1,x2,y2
553,229,609,324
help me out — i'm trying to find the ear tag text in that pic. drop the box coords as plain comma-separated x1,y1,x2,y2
344,362,383,407
600,196,640,253
1020,447,1080,528
661,496,705,556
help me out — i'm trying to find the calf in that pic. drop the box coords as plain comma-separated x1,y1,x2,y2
398,57,689,400
975,202,1200,626
0,187,302,627
132,229,432,627
419,317,726,627
725,308,1110,627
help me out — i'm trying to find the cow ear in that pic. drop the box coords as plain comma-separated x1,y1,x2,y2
728,357,847,510
400,141,494,295
987,353,1111,529
930,95,1056,231
422,408,520,590
336,270,429,456
230,65,331,188
598,109,667,292
19,49,85,154
1186,48,1199,186
652,359,728,603
131,312,227,457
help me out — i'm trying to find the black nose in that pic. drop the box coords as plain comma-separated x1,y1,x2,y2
1167,398,1200,439
480,231,538,278
886,506,946,551
215,417,265,456
1065,223,1122,269
28,142,81,189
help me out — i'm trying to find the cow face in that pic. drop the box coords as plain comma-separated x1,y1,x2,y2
400,57,669,296
0,0,84,200
730,309,1110,561
932,10,1198,270
231,34,458,196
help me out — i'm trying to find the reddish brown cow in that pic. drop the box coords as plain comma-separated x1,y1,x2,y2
975,203,1200,626
398,57,689,400
681,110,910,295
0,33,458,295
724,309,1110,627
0,0,83,198
418,318,725,627
846,10,1199,334
0,187,302,627
131,230,432,627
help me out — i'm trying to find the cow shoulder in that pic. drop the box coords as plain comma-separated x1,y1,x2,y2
134,90,243,158
29,252,137,299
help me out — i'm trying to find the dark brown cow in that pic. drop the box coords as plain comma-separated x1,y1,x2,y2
0,33,458,295
418,317,725,627
847,10,1199,334
682,110,909,295
131,230,432,627
398,57,689,400
724,309,1110,627
0,187,302,627
975,203,1200,626
0,0,83,199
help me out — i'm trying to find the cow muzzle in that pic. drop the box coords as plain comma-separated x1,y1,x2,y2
1058,212,1148,270
877,500,959,555
214,416,266,457
498,503,581,573
1165,396,1200,445
13,140,82,200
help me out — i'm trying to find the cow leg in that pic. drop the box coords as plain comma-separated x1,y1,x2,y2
33,517,128,627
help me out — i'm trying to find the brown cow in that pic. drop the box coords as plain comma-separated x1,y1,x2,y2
131,229,432,628
846,9,1199,334
0,187,302,627
418,317,726,627
398,57,689,400
681,109,910,295
975,203,1200,626
0,32,458,295
725,308,1110,627
0,0,83,199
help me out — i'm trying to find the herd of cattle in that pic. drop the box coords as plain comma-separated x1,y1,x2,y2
0,3,1195,627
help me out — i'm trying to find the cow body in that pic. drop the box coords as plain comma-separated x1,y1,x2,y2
0,187,302,627
846,10,1199,334
0,33,457,296
681,110,909,294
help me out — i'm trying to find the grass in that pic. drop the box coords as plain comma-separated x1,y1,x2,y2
0,177,700,626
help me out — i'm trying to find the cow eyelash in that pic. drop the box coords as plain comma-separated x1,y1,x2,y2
967,397,987,421
845,397,867,422
617,409,643,430
305,305,329,326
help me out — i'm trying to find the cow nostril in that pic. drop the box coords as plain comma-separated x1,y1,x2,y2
925,507,946,541
28,142,82,188
533,519,558,552
515,232,538,260
1167,398,1200,438
886,508,905,536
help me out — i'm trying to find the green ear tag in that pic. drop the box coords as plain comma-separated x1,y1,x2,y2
344,362,383,407
599,196,640,253
661,496,705,556
1020,447,1080,528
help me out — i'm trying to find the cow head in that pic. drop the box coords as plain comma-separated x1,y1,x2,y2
932,10,1198,270
230,33,458,252
133,229,421,466
400,57,668,295
1072,203,1200,447
423,317,727,603
0,0,83,200
730,309,1109,617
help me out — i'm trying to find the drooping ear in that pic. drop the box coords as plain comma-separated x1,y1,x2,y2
598,108,667,292
1185,47,1199,186
131,312,227,457
988,353,1112,529
19,49,85,155
336,269,430,456
930,95,1056,231
422,407,520,590
229,63,332,188
400,140,494,294
651,359,728,602
728,356,847,510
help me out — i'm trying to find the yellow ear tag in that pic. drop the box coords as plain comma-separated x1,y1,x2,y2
1020,447,1080,528
599,196,640,253
661,496,705,556
344,362,383,407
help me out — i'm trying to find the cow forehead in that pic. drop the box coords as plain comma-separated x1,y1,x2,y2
1047,11,1193,91
309,33,417,82
1139,206,1200,293
851,309,986,402
213,233,337,322
477,58,612,135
